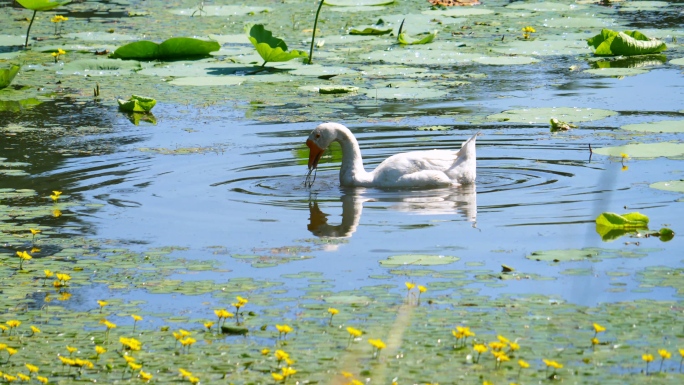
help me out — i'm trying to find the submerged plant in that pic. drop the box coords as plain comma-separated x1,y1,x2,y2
16,0,71,48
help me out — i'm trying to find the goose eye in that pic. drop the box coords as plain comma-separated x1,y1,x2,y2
315,133,321,138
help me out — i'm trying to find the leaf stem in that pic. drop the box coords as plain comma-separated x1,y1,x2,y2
308,0,325,64
25,10,37,49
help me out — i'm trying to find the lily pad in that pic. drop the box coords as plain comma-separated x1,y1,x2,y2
247,25,308,67
398,31,438,45
361,87,447,100
671,58,684,66
649,180,684,193
621,120,684,133
16,0,70,11
111,37,220,60
62,32,138,42
587,29,667,56
492,39,592,56
379,254,459,266
167,76,244,86
62,59,141,76
0,65,20,89
487,107,617,123
528,248,600,262
318,85,359,94
117,95,156,112
592,143,684,159
472,56,540,65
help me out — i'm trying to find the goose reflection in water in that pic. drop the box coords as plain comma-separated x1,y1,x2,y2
307,185,477,238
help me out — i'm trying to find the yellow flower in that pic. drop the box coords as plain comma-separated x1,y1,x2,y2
120,337,142,351
188,376,200,384
140,370,153,381
17,373,30,381
59,356,75,366
522,26,536,33
418,285,427,293
95,345,107,355
346,327,362,337
53,190,62,196
19,251,32,261
30,325,41,334
97,300,108,308
236,296,248,305
124,356,136,363
509,342,520,351
474,344,488,354
621,165,629,171
328,307,339,315
44,270,54,278
518,359,530,368
74,359,94,369
204,321,214,329
25,363,39,373
543,359,563,369
620,152,629,159
58,292,71,301
180,337,196,347
351,380,364,385
178,368,193,378
6,320,21,328
368,339,386,350
56,273,71,282
50,15,68,23
66,345,78,354
214,309,233,319
276,324,293,334
128,362,142,370
0,325,7,332
6,347,17,356
101,319,117,330
274,350,289,361
340,371,354,378
680,348,684,357
53,209,62,217
30,228,41,235
178,329,191,337
658,349,671,359
272,373,285,381
37,376,48,384
281,367,297,377
497,335,510,344
131,314,143,322
593,323,606,333
489,341,506,351
405,282,416,290
261,348,270,355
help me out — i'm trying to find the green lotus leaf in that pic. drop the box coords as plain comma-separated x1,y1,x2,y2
0,65,20,89
596,212,649,229
650,180,684,193
398,31,438,45
117,95,156,112
247,24,308,67
659,228,675,242
111,38,220,60
587,29,667,56
350,26,393,36
16,0,70,11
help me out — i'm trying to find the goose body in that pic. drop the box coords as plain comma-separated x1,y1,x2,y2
306,122,477,188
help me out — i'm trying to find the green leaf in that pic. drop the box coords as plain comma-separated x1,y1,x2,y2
350,26,393,36
587,29,667,56
117,95,156,112
110,38,220,60
16,0,70,11
659,228,675,242
397,31,438,45
0,65,20,89
596,212,649,228
247,24,308,66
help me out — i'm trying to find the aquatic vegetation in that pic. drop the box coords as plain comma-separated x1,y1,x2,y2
16,0,71,48
117,95,157,112
521,26,536,39
110,37,220,60
588,29,667,56
248,25,308,68
50,48,66,63
0,65,21,90
50,14,68,35
398,30,438,45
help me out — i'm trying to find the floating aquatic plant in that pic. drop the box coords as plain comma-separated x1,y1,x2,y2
117,95,156,112
248,24,308,68
110,37,220,60
587,29,667,56
0,65,21,89
16,0,71,48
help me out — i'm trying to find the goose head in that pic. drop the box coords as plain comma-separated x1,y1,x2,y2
306,122,340,171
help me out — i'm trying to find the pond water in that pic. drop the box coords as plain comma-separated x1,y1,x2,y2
1,0,684,383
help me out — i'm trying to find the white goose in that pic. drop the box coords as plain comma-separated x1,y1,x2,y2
306,122,477,188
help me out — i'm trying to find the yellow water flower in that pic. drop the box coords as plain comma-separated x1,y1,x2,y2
188,376,200,384
74,358,94,369
56,273,71,282
128,362,142,370
474,344,488,354
95,345,106,355
276,324,293,339
340,371,353,378
346,327,362,337
593,323,606,333
131,314,142,321
204,321,214,330
509,342,520,351
25,364,39,373
6,320,21,328
489,341,506,351
50,15,68,23
236,296,248,305
543,359,563,369
17,373,30,381
59,356,75,366
44,270,54,278
497,335,510,344
328,307,339,315
178,368,192,378
66,346,78,354
58,292,71,301
6,347,17,356
101,319,117,330
658,349,671,359
261,348,270,355
139,370,153,381
518,359,530,368
53,209,62,217
418,285,427,293
522,26,536,33
272,373,285,381
120,337,142,351
36,376,48,384
30,325,41,334
3,374,17,382
97,300,108,310
274,350,289,361
368,338,386,350
405,282,416,290
124,356,136,363
281,367,297,377
30,228,41,235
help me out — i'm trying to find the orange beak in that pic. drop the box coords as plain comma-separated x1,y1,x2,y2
306,139,325,171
